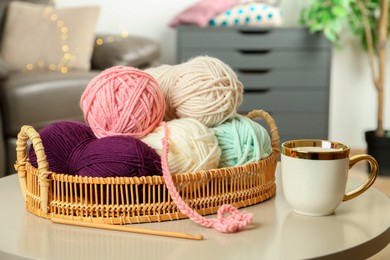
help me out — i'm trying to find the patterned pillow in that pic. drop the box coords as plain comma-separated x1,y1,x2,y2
209,3,282,27
239,0,281,6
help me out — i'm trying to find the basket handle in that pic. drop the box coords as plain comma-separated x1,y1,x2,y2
245,110,280,149
15,125,51,214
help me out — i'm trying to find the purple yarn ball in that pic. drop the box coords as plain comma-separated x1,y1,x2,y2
29,121,96,174
67,135,162,178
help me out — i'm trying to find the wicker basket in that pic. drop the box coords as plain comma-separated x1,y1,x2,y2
15,110,280,225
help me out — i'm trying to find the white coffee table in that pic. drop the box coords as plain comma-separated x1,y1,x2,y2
0,164,389,260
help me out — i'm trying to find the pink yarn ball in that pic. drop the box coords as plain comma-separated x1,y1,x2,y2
80,66,166,139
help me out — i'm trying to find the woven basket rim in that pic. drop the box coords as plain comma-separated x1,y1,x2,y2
15,109,281,223
26,147,279,185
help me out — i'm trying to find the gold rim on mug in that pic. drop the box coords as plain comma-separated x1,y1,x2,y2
281,140,350,160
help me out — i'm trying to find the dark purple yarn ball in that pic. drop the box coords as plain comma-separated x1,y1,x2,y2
29,121,96,174
67,135,162,178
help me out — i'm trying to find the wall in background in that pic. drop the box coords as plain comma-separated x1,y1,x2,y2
58,0,390,149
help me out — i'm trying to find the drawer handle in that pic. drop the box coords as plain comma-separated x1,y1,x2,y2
238,49,271,54
244,88,271,94
238,29,271,35
238,69,271,74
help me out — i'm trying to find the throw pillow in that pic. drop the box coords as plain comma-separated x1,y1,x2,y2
169,0,240,28
209,3,283,27
0,1,100,73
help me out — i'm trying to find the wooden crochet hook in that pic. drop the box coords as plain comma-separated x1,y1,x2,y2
51,218,204,241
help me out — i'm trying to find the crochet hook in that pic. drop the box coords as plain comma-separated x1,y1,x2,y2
51,217,204,241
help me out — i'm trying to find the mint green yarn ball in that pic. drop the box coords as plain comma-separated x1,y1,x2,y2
213,114,272,168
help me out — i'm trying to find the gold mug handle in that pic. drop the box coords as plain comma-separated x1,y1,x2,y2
343,154,379,201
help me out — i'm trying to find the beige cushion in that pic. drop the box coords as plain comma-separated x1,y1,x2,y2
0,1,100,73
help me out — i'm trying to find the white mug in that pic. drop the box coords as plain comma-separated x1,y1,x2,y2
281,140,378,216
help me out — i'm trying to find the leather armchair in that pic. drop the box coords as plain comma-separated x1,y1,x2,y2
0,17,160,176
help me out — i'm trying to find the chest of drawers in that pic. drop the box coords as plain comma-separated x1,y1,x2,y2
176,26,332,144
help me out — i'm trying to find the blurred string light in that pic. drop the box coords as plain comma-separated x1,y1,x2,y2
26,0,129,74
95,23,129,46
25,0,70,73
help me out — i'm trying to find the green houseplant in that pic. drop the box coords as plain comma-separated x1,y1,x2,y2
300,0,390,175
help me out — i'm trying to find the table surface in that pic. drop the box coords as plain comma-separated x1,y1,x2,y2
1,164,390,260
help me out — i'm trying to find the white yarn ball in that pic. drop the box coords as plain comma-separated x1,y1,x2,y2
145,64,172,80
145,56,243,127
142,118,221,174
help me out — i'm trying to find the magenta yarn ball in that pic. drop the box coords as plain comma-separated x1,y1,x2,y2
29,121,96,174
80,66,166,139
67,135,162,178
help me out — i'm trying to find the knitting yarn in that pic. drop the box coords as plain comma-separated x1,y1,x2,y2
67,135,162,178
145,64,172,80
29,121,95,174
80,66,166,139
213,114,272,168
142,118,221,174
160,121,253,233
145,56,243,127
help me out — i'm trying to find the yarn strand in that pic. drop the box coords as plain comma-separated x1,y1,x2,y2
160,122,253,233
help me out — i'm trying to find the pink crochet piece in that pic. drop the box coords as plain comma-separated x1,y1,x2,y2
169,0,240,28
161,122,253,233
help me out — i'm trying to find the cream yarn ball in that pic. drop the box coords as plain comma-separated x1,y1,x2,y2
142,118,221,174
145,56,243,127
